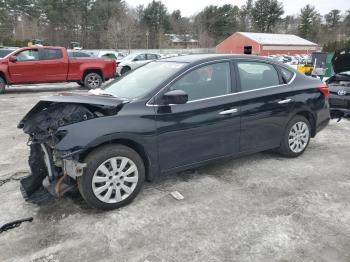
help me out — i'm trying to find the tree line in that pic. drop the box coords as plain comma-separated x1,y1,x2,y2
0,0,349,51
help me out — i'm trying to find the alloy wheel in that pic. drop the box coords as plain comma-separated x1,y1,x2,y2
87,75,100,88
92,157,139,204
288,121,310,153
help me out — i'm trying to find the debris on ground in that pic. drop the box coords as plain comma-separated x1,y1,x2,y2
170,191,184,200
0,217,33,234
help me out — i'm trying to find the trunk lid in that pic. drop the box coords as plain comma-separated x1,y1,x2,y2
332,49,350,74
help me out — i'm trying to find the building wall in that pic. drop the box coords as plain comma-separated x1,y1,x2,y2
216,32,319,55
216,33,261,54
260,45,319,56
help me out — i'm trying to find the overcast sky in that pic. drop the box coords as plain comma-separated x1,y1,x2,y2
126,0,350,17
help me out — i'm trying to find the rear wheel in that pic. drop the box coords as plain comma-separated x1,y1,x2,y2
278,115,311,158
0,77,6,94
77,144,145,210
83,72,102,89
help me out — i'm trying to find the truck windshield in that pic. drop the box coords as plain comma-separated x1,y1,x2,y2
104,61,186,100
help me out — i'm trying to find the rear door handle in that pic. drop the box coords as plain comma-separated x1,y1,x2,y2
278,99,292,104
219,108,238,115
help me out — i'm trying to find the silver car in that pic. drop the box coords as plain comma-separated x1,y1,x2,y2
117,53,161,75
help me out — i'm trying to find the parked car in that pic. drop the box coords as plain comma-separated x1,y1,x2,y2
117,53,161,75
0,47,17,58
18,54,330,210
85,50,125,63
67,50,91,58
0,46,116,93
327,49,350,119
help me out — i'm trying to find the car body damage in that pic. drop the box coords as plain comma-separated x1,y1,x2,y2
327,49,350,119
18,91,127,203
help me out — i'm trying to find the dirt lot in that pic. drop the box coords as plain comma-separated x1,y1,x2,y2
0,85,350,262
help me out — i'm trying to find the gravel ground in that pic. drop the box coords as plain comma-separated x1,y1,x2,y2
0,85,349,262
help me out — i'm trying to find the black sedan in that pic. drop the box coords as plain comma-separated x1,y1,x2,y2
18,54,330,210
327,49,350,119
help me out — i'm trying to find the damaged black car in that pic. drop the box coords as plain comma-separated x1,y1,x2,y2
18,55,330,210
327,49,350,119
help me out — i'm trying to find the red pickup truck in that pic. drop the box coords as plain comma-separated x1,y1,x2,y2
0,46,116,93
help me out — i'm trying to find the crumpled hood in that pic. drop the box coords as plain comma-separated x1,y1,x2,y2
18,91,127,129
332,49,350,74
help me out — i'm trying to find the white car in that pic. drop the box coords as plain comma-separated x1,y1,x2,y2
85,50,125,62
117,53,161,75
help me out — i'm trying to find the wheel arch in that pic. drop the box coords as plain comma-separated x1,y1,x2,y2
80,139,152,181
291,110,317,137
82,69,103,82
0,71,7,83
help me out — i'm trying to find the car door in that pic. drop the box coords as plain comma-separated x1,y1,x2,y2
39,48,68,82
154,61,241,172
8,48,40,83
235,60,295,153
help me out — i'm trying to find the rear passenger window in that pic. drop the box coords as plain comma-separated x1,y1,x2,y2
237,62,280,91
280,67,294,83
41,49,63,60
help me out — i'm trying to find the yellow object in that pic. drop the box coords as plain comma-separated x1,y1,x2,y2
28,41,33,47
297,64,313,75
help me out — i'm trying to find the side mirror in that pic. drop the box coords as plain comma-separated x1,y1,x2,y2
9,56,17,63
163,90,188,105
133,58,139,62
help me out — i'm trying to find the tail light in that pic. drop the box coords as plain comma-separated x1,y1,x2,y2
319,84,329,97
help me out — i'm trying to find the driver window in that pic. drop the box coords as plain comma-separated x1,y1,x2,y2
16,49,39,62
170,62,231,101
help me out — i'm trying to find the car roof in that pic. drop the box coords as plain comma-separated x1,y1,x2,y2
160,54,274,64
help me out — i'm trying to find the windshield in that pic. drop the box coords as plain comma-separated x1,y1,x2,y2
104,61,186,100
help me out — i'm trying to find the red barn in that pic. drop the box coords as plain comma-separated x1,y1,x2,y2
216,32,319,56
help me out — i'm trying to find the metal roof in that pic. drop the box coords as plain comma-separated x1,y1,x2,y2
238,32,318,46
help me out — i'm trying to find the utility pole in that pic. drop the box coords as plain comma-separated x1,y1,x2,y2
146,30,149,49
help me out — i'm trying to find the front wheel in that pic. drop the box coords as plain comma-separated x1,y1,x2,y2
278,115,311,158
0,77,6,94
83,72,102,89
77,145,145,210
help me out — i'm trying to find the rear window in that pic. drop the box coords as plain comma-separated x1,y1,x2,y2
41,49,63,60
237,61,280,91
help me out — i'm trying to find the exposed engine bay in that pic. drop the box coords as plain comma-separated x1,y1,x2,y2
18,92,125,204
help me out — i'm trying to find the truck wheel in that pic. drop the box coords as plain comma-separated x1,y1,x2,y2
77,144,145,210
0,77,6,94
84,72,102,89
278,115,311,158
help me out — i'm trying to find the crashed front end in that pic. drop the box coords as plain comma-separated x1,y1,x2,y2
18,92,125,204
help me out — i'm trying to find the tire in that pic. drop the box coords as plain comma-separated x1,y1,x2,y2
121,66,131,75
83,72,102,89
77,144,145,210
0,77,6,94
278,115,311,158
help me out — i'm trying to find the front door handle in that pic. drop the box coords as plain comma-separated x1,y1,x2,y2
219,108,238,115
278,99,292,104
